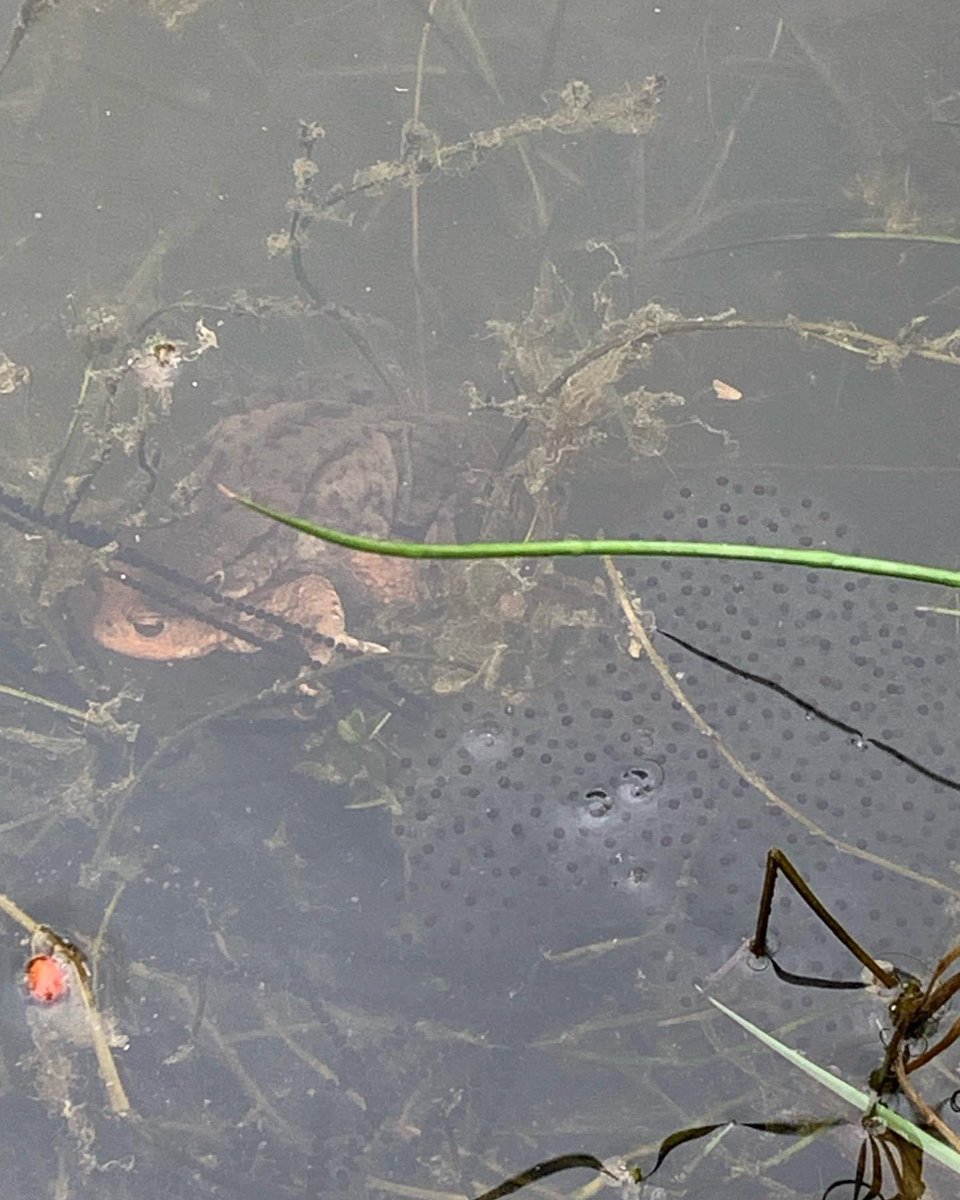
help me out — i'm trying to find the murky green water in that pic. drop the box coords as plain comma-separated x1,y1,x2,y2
1,2,960,1197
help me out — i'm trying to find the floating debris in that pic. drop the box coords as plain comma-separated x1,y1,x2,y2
25,952,70,1004
712,378,744,401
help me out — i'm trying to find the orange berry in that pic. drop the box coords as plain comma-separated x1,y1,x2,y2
25,954,69,1004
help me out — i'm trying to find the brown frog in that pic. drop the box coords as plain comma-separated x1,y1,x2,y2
91,394,438,664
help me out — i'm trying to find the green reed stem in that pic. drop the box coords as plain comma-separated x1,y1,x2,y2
221,488,960,591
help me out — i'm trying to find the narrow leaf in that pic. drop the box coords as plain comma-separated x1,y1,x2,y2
218,485,960,591
472,1153,612,1200
708,996,960,1177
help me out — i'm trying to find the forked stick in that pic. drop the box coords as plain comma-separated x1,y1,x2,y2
750,848,899,990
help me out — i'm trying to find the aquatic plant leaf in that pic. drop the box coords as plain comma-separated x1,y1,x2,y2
473,1116,848,1199
472,1152,612,1200
220,485,960,590
708,996,960,1177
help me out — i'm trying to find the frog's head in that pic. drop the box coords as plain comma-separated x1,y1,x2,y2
90,576,231,661
90,572,387,664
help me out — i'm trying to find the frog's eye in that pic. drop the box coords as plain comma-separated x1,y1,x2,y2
133,617,166,639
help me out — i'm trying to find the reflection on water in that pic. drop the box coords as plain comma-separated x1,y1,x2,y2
1,1,960,1197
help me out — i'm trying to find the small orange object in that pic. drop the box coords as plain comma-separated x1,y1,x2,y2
25,954,70,1004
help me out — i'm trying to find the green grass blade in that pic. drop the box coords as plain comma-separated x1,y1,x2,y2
708,996,960,1177
664,229,960,263
219,487,960,591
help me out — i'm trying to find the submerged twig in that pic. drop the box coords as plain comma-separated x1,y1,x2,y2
895,1057,960,1155
0,682,138,740
750,848,898,989
524,308,960,406
300,75,665,219
0,899,131,1115
747,845,960,1152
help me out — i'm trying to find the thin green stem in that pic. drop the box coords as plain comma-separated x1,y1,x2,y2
221,488,960,591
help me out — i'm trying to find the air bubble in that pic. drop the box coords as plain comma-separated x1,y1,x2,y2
459,718,505,760
613,864,652,893
617,760,664,803
584,788,614,819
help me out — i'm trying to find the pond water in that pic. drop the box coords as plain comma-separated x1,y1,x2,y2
0,1,959,1197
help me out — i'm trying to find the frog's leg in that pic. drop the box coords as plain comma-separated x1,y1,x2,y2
255,574,388,663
